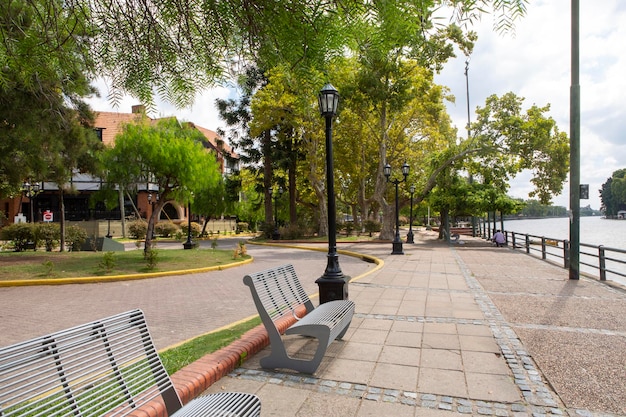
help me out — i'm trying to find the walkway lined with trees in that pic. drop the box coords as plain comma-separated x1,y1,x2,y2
1,1,570,248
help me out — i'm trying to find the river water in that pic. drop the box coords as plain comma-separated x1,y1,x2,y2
500,216,626,285
503,216,625,248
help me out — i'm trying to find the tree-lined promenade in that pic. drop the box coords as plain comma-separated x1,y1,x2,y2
2,1,570,246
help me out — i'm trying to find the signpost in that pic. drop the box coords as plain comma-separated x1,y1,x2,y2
43,210,53,222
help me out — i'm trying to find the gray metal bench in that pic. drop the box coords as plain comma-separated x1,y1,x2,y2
243,264,354,374
0,309,260,417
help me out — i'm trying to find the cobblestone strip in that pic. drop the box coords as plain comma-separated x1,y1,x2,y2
229,367,545,416
509,322,626,338
451,249,621,417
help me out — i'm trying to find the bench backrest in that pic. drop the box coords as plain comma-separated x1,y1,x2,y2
0,309,182,417
243,264,315,328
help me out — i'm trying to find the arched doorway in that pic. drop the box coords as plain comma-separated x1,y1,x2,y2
159,202,182,221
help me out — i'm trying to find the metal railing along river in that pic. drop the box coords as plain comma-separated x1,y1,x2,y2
504,231,626,283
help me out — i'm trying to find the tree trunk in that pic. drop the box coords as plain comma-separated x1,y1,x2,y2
59,188,66,252
263,130,273,225
438,208,450,242
289,150,297,226
144,202,161,254
379,202,395,240
118,187,126,238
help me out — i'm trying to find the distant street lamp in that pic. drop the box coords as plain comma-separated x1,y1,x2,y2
147,192,160,239
269,186,283,240
21,181,40,223
183,199,194,250
406,184,415,244
465,58,477,238
384,162,410,255
315,83,349,303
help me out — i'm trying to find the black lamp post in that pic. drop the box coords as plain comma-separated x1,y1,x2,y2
269,186,283,240
406,184,415,244
183,198,194,249
22,181,40,223
147,192,159,239
384,162,410,255
315,83,349,303
465,58,477,238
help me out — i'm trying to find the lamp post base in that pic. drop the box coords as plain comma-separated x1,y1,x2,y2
391,240,404,255
406,230,414,244
315,274,350,303
183,240,195,250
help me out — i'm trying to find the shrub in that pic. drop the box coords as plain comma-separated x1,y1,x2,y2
238,241,247,256
42,260,55,276
128,219,148,239
0,223,35,251
344,221,355,236
279,224,306,240
236,222,249,233
34,223,60,251
98,251,117,273
181,222,202,238
259,222,274,239
155,221,179,238
364,220,382,237
145,249,159,270
65,225,88,251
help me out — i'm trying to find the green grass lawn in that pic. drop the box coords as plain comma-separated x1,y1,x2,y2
0,248,249,281
160,316,262,375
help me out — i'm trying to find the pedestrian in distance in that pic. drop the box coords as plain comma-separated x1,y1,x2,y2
493,230,506,247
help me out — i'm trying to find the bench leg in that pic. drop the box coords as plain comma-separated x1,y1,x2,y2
336,320,352,339
261,330,330,374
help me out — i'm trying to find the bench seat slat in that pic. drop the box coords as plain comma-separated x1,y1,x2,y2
1,310,260,417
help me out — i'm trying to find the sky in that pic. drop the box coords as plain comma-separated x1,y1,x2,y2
87,0,626,211
434,0,626,211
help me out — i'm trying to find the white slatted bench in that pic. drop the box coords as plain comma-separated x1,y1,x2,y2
243,264,354,374
0,309,260,417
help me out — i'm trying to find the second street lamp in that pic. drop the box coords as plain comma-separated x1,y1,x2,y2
384,162,410,255
22,181,40,223
406,184,415,244
315,83,349,303
183,195,194,249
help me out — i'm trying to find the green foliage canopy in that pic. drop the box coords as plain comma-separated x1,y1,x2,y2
600,169,626,216
100,118,221,250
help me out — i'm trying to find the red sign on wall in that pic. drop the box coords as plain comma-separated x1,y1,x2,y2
43,210,53,222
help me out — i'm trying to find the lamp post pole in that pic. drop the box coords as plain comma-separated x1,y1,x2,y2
147,192,159,239
22,181,40,223
183,199,194,249
465,58,477,238
569,0,580,280
315,83,349,303
384,162,409,255
406,185,415,244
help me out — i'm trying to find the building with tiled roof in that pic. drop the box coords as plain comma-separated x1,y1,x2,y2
2,105,238,232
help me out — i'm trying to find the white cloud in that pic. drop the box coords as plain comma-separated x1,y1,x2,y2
435,0,626,210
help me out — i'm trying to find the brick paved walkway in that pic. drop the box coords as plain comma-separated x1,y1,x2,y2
1,232,624,416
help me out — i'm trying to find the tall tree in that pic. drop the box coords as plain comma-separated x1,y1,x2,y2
0,0,98,194
465,92,569,204
600,169,626,216
216,67,277,226
100,118,221,252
